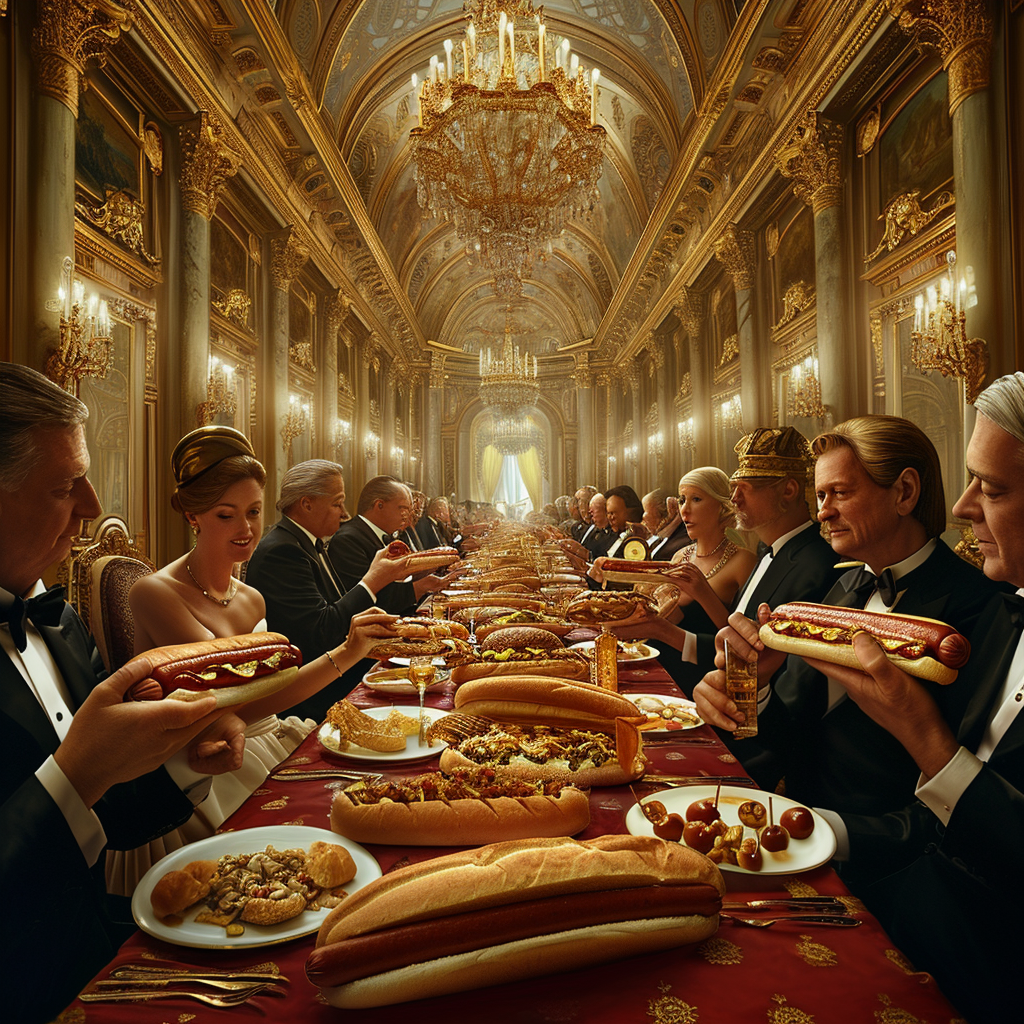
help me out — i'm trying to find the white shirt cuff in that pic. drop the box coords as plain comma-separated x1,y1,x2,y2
680,631,696,665
358,580,377,603
35,755,106,868
814,807,850,861
915,746,984,827
163,748,214,806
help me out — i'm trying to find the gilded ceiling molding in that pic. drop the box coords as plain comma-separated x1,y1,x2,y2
886,0,993,116
270,229,310,291
179,112,243,221
774,110,844,215
31,0,131,116
712,224,755,290
429,351,446,389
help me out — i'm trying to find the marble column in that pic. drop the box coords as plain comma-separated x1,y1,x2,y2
178,112,242,433
573,353,596,486
360,335,381,481
269,229,310,495
324,289,350,467
775,111,852,426
425,359,444,497
675,287,711,464
26,0,130,369
713,224,761,429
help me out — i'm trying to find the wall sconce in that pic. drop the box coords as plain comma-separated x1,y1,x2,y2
390,445,405,462
282,394,310,457
333,417,352,456
197,355,237,425
364,430,380,462
910,250,988,403
787,355,826,420
647,430,664,461
719,395,743,432
624,443,639,466
44,256,113,394
677,418,695,451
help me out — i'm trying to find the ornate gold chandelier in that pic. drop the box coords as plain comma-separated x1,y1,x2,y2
492,412,540,456
410,0,606,297
478,310,539,415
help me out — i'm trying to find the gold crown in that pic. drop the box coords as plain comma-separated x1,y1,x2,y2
731,427,814,482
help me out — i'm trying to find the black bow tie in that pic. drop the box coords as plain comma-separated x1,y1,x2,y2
756,541,772,560
847,566,899,608
315,538,329,555
1,586,66,652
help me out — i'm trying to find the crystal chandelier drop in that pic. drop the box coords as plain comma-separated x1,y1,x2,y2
478,310,540,415
410,0,606,297
492,412,539,456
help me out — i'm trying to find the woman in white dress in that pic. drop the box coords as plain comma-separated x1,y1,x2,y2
107,426,397,894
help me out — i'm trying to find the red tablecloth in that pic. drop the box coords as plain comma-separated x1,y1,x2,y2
70,664,963,1023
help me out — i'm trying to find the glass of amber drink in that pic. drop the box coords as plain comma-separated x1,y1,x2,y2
724,640,758,739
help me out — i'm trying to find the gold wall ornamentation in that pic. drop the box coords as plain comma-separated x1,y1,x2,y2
212,288,252,329
864,190,955,262
766,222,780,260
856,105,880,156
718,334,739,368
713,224,756,290
773,281,816,333
887,0,993,115
142,122,163,175
289,341,316,372
774,111,844,214
325,289,352,338
678,371,693,400
179,112,243,221
674,287,706,339
75,188,159,264
270,230,310,290
430,352,446,389
31,0,131,116
571,351,592,388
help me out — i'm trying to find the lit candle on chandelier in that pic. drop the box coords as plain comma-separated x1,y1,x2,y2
444,39,454,81
411,73,420,125
499,12,507,70
462,40,470,82
467,22,476,57
538,22,546,80
914,293,924,332
570,53,579,79
591,68,600,122
561,38,570,72
429,55,438,83
508,21,515,70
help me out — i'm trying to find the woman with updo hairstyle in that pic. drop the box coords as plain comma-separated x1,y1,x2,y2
111,426,397,896
663,465,757,635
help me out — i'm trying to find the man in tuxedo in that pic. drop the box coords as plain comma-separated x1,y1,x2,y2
329,475,448,615
571,485,597,541
415,496,454,549
763,376,1024,1022
245,460,410,717
582,493,616,558
0,363,244,1022
398,489,427,551
695,416,1004,835
645,494,690,560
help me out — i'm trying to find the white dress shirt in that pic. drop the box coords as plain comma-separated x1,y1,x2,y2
289,516,376,602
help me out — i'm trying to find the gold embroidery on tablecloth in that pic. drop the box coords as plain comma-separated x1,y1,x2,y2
178,1014,197,1023
767,993,815,1023
253,787,271,796
783,878,818,897
288,755,314,764
386,855,412,873
796,934,837,967
261,797,289,810
883,949,918,975
646,981,699,1023
283,818,305,826
139,949,161,959
837,895,865,914
717,753,737,763
248,962,280,975
697,935,743,964
874,993,927,1023
53,1009,84,1023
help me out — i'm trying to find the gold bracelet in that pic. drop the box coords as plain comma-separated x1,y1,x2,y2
325,649,343,675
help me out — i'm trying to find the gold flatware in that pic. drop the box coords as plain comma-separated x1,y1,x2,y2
109,963,287,984
641,774,752,786
271,768,384,783
80,983,280,1007
723,914,860,928
97,977,271,992
723,897,847,912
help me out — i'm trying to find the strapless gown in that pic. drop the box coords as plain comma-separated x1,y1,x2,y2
105,619,316,895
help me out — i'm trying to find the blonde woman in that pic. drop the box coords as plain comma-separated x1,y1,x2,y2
108,427,398,894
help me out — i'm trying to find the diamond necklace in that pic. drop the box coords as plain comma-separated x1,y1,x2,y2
185,560,237,606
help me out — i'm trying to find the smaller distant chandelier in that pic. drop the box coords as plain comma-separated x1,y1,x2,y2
410,0,606,297
492,413,538,456
478,311,539,415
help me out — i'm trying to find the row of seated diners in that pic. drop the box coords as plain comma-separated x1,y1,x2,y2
90,522,964,1022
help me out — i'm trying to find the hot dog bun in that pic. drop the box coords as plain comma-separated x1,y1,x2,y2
124,632,302,708
307,835,723,1007
449,651,590,684
565,590,656,625
329,769,590,846
758,601,970,685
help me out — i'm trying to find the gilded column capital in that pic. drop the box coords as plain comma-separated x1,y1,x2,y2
325,289,352,337
270,229,310,291
31,0,131,116
674,286,706,339
712,224,756,290
179,112,242,221
571,351,593,388
429,351,446,389
887,0,992,116
774,111,844,215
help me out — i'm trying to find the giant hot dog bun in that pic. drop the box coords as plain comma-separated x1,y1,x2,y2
307,834,723,1007
123,632,302,708
758,601,970,685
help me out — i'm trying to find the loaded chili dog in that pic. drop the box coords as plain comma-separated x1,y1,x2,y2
123,632,302,708
330,767,590,846
758,600,971,685
306,835,724,1008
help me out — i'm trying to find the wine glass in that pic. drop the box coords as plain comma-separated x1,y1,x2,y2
409,655,437,744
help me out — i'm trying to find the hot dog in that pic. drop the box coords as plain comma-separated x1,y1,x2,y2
565,590,657,625
758,601,971,685
307,835,724,1008
449,649,590,683
368,616,470,659
406,547,460,573
123,632,302,708
598,558,680,575
329,767,591,846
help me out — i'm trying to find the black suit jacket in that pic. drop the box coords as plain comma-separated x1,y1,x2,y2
1,603,194,1022
415,516,448,550
839,592,1024,1021
750,541,1006,819
245,517,374,670
583,525,616,559
329,517,416,616
648,521,691,561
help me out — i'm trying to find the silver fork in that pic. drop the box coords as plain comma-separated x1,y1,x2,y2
80,983,279,1006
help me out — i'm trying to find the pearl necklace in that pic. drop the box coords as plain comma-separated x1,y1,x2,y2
185,560,237,606
683,537,735,580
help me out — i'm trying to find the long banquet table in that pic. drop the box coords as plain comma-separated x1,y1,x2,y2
71,659,963,1022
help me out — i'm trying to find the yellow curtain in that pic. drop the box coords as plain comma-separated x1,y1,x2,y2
481,444,504,501
517,446,543,511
